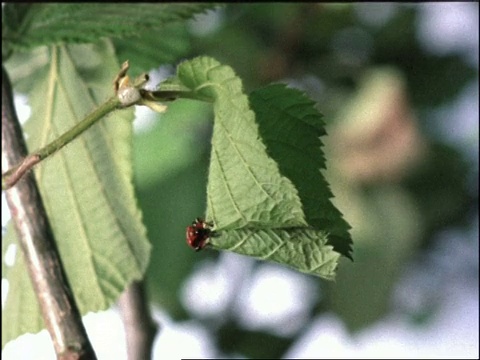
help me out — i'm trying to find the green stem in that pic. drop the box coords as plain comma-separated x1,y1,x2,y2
38,96,121,160
145,89,213,103
2,95,121,189
1,85,196,190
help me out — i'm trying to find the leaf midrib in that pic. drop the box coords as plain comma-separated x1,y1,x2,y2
36,45,140,303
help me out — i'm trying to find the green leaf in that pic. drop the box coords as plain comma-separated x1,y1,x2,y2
1,4,32,58
2,3,217,57
2,40,150,348
219,228,340,279
249,84,353,258
158,57,345,279
161,56,307,229
2,45,51,94
2,228,45,348
112,22,191,75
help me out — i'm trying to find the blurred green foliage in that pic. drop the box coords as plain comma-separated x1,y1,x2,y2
133,3,477,357
134,99,214,318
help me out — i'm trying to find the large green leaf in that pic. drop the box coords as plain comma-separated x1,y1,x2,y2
2,40,150,347
2,3,217,57
166,56,308,229
2,228,44,348
158,57,344,279
249,84,353,258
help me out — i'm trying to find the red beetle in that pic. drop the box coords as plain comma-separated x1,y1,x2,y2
186,218,213,251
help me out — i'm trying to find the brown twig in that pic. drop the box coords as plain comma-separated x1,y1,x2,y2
118,281,159,360
2,66,97,360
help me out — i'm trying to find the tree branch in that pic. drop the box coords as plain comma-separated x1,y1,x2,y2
2,66,97,360
118,281,159,360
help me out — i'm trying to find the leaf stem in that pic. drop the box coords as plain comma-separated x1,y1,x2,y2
1,63,194,190
2,95,121,189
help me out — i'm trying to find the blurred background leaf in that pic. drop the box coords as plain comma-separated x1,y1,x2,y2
2,3,217,58
133,99,213,318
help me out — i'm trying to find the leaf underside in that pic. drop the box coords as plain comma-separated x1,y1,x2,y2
2,40,150,348
219,228,340,280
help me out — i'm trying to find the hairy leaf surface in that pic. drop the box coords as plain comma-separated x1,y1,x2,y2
2,3,216,57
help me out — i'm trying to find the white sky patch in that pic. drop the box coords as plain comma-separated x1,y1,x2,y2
133,65,174,134
153,320,216,359
188,8,225,37
1,307,216,359
133,105,159,134
285,280,479,359
283,314,358,358
181,252,254,319
82,310,129,360
2,279,9,309
13,93,31,125
2,192,11,229
152,307,217,359
181,259,233,318
432,83,479,161
2,329,55,360
233,264,319,337
4,244,17,267
418,3,479,65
